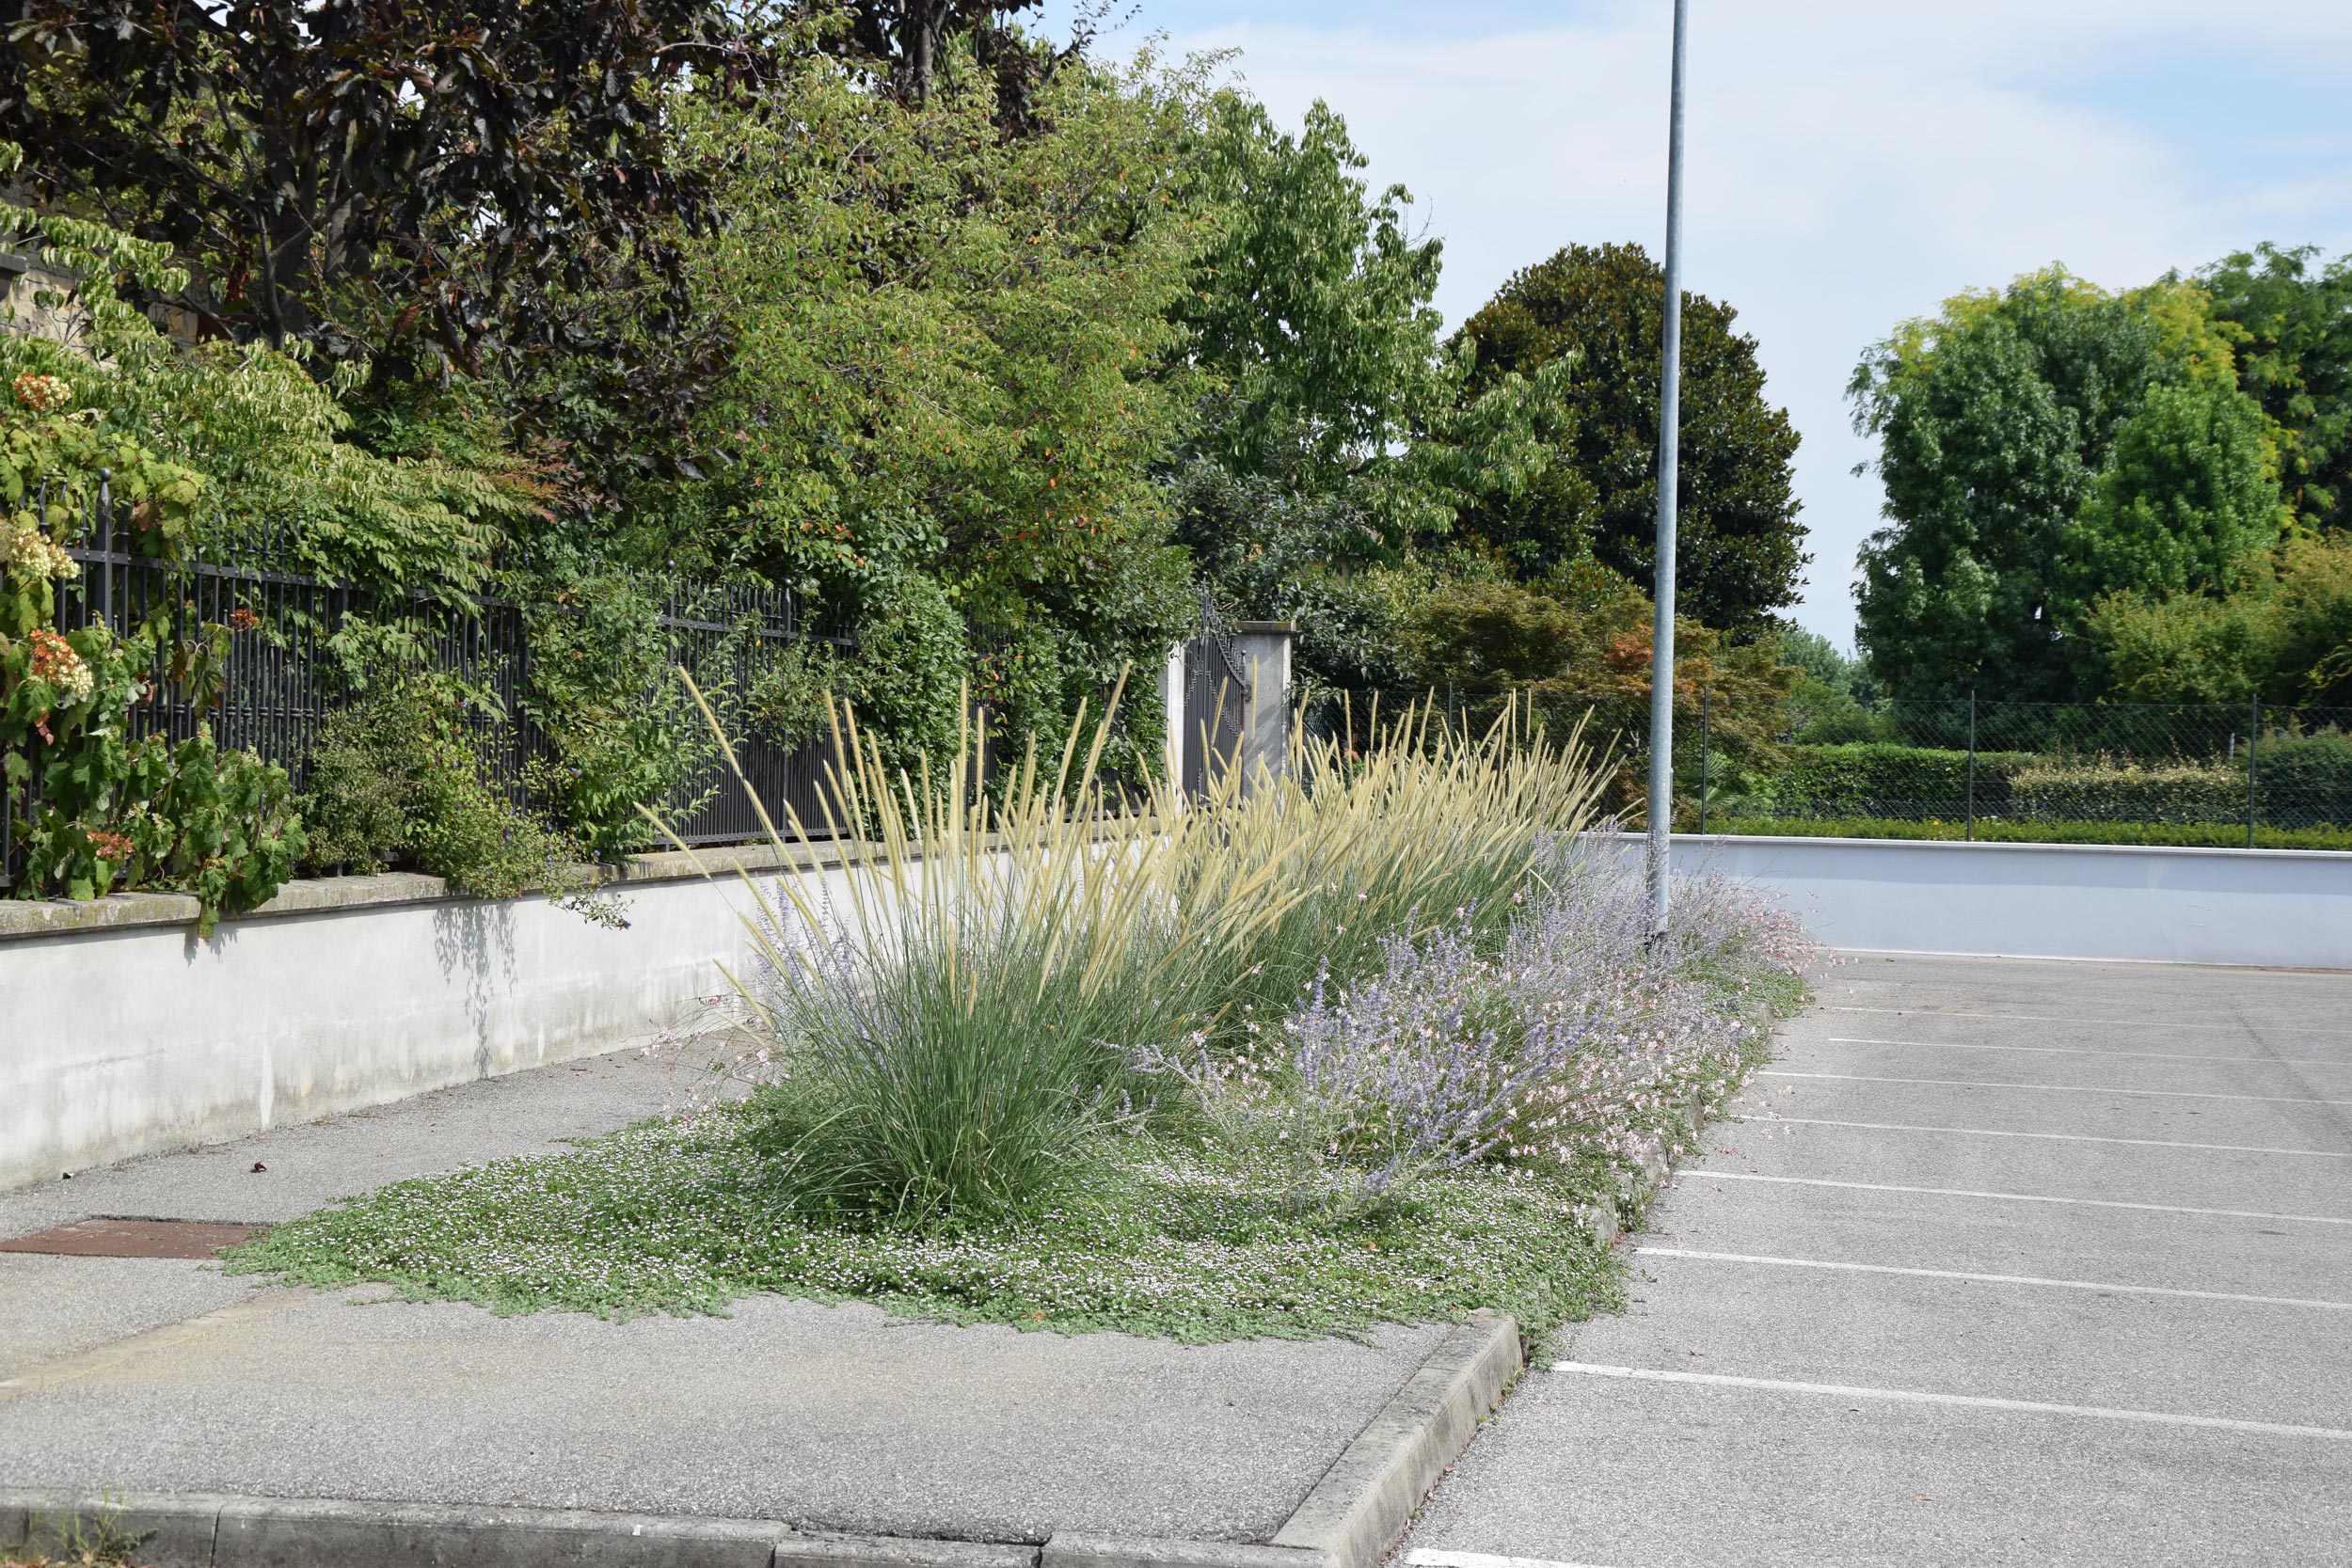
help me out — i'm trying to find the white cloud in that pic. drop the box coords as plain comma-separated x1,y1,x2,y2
1141,2,2352,646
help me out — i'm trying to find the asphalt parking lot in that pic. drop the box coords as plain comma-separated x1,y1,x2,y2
1401,953,2352,1568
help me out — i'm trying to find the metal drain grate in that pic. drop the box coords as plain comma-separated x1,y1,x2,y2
0,1217,266,1259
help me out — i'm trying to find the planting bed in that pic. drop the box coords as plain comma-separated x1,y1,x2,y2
224,704,1817,1344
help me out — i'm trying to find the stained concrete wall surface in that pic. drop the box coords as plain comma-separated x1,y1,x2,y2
1658,832,2352,969
0,863,852,1192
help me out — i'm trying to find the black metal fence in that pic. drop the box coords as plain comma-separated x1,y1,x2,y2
1296,687,2352,848
4,483,853,888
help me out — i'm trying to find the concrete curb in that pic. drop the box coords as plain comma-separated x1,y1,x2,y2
0,1492,1041,1568
777,1536,1036,1568
0,1304,1520,1568
1042,1536,1328,1568
1267,1312,1523,1568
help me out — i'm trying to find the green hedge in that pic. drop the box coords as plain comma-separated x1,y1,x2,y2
1756,743,2036,817
1710,816,2352,852
2009,762,2243,825
2253,732,2352,828
1753,738,2352,830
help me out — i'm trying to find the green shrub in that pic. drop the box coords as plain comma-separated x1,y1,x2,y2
300,673,589,901
745,639,848,751
1789,699,1898,745
2009,760,2242,824
841,570,966,779
14,725,304,934
1748,732,2352,832
516,560,720,860
142,731,307,931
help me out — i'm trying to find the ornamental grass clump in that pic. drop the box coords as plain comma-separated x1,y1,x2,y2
1158,695,1612,1032
655,681,1608,1226
667,674,1296,1224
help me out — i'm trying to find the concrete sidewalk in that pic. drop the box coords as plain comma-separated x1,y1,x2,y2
1399,954,2352,1568
0,1045,1444,1546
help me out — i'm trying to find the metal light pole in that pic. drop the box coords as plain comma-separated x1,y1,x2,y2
1645,0,1690,936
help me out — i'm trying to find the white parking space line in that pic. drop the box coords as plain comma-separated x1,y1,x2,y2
1826,1036,2349,1069
1547,1362,2352,1441
1727,1115,2352,1159
1407,1552,1627,1568
1761,1069,2351,1106
1630,1246,2352,1310
1829,1006,2352,1037
1680,1170,2352,1225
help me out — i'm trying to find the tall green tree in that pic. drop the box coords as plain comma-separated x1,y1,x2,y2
1166,95,1577,690
1172,95,1459,562
675,43,1201,765
1451,242,1806,634
2197,244,2352,532
1851,269,2282,699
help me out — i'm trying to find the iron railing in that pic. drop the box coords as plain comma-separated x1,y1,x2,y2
4,478,854,888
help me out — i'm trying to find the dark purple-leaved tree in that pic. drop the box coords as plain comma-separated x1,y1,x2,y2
0,0,748,382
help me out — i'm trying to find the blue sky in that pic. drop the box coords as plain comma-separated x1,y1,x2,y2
1036,0,2352,647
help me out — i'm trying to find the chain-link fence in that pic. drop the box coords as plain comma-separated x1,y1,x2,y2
1295,687,2352,850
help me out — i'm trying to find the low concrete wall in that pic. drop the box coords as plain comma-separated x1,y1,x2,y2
0,847,848,1192
17,827,2344,1192
1661,832,2352,969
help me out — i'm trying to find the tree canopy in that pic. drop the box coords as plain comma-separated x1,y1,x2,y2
1850,269,2282,700
2198,244,2352,534
672,44,1202,760
1164,94,1581,692
1450,243,1807,635
1,3,1827,780
0,0,739,372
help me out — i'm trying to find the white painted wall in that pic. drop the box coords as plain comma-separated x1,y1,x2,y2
0,864,850,1192
1653,832,2352,970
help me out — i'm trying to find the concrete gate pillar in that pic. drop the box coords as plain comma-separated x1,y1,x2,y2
1228,622,1295,791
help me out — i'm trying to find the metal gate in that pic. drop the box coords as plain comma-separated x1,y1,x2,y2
1180,630,1248,800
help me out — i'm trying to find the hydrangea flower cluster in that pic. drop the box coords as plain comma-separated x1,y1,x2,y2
11,372,73,413
26,626,94,705
1,514,78,583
